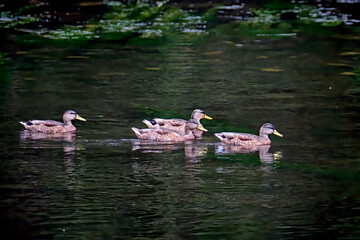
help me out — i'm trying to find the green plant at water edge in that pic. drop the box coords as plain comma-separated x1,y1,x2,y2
213,3,344,39
0,53,9,65
0,11,37,29
0,4,38,29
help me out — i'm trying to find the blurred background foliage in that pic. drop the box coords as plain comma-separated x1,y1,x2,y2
1,1,359,42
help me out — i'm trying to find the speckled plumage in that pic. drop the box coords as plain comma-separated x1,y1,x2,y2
215,123,283,146
142,109,212,137
20,110,86,133
132,119,207,142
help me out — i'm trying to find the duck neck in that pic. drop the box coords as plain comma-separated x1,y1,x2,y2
259,132,271,144
184,128,195,139
259,133,269,139
191,113,201,123
64,119,76,130
63,119,73,126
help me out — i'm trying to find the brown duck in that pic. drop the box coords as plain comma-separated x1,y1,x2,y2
20,110,86,133
215,123,283,147
142,109,212,137
132,119,207,142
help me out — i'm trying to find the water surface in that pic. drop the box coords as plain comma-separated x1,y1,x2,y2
1,14,360,239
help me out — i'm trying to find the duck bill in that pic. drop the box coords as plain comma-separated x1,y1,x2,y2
273,130,283,137
197,126,208,132
204,114,212,120
75,114,87,121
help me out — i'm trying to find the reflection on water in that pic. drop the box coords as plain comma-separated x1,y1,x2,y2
215,144,283,163
1,17,360,240
131,139,208,162
20,131,76,143
215,143,283,173
20,130,77,162
184,141,208,162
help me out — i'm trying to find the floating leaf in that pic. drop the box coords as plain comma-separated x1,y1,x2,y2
223,41,234,45
76,2,104,7
340,52,360,56
201,51,222,56
145,67,161,71
99,72,127,76
16,51,28,55
66,56,90,59
261,68,283,72
340,72,355,76
326,63,349,67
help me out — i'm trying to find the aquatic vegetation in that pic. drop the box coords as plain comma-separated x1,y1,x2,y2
251,4,343,26
0,10,37,29
41,1,208,44
0,53,8,65
0,1,358,48
212,3,347,39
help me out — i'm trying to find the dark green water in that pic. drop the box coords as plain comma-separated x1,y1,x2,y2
1,28,360,239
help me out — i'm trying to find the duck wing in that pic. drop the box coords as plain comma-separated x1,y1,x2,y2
132,127,184,142
215,132,260,146
150,118,187,134
20,120,67,133
28,120,64,127
153,118,186,127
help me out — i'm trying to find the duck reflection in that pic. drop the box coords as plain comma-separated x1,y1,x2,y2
20,130,76,142
19,130,86,192
131,140,208,162
215,144,282,163
20,130,77,161
184,141,208,162
131,140,183,153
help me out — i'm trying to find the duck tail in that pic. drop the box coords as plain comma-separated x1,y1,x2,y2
142,119,157,128
19,121,28,128
131,127,142,137
142,120,152,128
214,133,225,141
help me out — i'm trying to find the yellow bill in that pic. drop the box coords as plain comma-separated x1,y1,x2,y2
75,114,87,121
273,130,283,137
204,114,212,120
197,126,208,132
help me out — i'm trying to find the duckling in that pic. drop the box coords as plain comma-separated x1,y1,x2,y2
142,109,212,137
132,119,207,142
215,123,283,147
20,110,86,133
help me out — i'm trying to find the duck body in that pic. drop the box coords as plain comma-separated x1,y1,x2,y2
142,109,212,137
20,110,86,133
215,123,283,147
132,119,207,142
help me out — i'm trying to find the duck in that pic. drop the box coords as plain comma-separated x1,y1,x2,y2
215,123,283,147
20,110,86,133
132,119,207,142
142,109,212,137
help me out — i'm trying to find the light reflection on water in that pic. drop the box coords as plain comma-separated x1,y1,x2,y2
1,30,360,239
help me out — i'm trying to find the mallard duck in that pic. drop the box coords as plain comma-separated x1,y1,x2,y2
20,110,86,133
215,123,283,147
142,109,212,137
132,119,207,142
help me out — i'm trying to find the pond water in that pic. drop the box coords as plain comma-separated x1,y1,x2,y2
1,13,360,239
